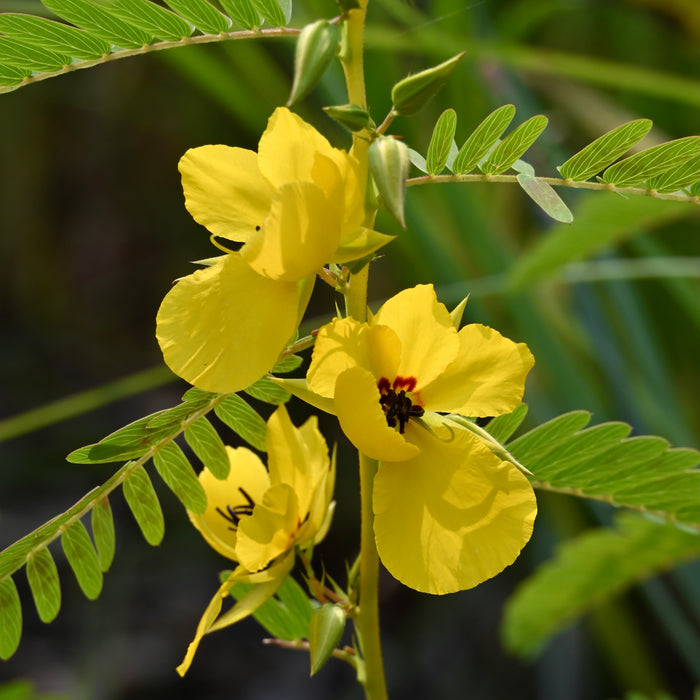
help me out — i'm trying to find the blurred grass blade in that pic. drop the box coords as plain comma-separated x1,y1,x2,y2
601,136,700,188
215,395,268,452
453,104,516,174
61,522,103,600
91,497,116,572
481,115,548,175
516,174,573,223
26,549,61,623
163,0,232,34
426,108,457,175
122,465,165,546
185,416,230,479
0,577,22,660
558,119,653,181
102,0,194,40
152,442,207,513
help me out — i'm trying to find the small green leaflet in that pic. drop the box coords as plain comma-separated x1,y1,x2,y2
244,375,291,405
0,578,22,660
272,354,303,374
0,63,30,87
61,521,103,600
480,115,548,175
426,108,457,175
219,0,260,29
101,0,194,41
485,403,529,444
215,395,268,452
42,0,154,49
601,136,700,188
252,0,286,27
163,0,232,34
452,104,516,175
122,465,165,546
0,37,70,73
558,119,653,181
91,496,116,572
502,514,700,657
0,13,111,60
647,155,700,193
184,416,230,479
516,174,573,224
152,442,207,513
26,549,61,623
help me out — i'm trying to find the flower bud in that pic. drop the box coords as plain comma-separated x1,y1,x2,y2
308,604,346,676
369,135,410,228
322,103,374,132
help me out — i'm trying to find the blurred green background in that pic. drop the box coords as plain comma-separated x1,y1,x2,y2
1,0,699,698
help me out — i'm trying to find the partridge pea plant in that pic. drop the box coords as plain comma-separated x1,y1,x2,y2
1,1,699,699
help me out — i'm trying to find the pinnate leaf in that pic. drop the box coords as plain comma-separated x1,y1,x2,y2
152,442,207,513
26,548,61,623
481,115,548,175
91,496,116,572
163,0,232,34
0,577,22,660
122,465,165,545
558,119,653,181
184,416,230,479
61,521,103,600
452,104,516,175
426,108,457,175
219,0,260,29
647,156,700,193
215,395,268,452
101,0,194,41
0,63,30,87
252,0,286,27
0,37,70,73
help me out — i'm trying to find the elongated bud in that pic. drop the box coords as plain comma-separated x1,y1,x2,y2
391,52,465,115
369,136,410,228
323,103,374,132
287,20,341,106
308,604,346,676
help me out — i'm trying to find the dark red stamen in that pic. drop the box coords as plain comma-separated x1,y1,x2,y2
216,487,255,531
377,376,424,433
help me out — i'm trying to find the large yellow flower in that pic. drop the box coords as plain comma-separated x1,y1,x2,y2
177,405,335,675
303,284,537,594
157,107,392,394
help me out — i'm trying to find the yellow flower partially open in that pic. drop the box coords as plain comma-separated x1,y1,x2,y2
157,107,393,393
302,284,537,594
177,405,335,675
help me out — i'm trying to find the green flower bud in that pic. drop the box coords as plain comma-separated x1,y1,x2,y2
323,103,375,132
369,135,410,228
308,604,346,676
287,20,341,106
391,51,465,116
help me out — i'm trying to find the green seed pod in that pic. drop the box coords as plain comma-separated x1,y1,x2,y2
308,604,346,676
391,51,465,116
369,135,410,228
322,103,375,132
287,20,341,106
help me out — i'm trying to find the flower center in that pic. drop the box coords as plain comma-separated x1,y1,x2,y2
216,487,255,531
377,376,424,434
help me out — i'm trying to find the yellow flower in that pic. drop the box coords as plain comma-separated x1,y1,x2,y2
303,284,537,594
177,405,335,675
157,107,392,394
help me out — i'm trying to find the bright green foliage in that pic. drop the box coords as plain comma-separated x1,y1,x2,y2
558,119,653,181
0,64,30,87
252,0,286,27
0,14,111,60
308,604,346,675
452,104,516,174
26,549,61,624
230,575,315,641
163,0,231,34
288,20,341,106
0,37,70,73
601,136,700,188
244,376,292,405
91,497,116,572
214,394,268,452
152,442,208,513
61,522,103,601
184,417,230,479
101,0,195,41
426,108,457,175
648,156,700,193
480,115,548,175
485,403,529,443
219,0,260,30
272,354,303,374
516,174,573,224
0,578,21,660
502,514,700,656
122,465,165,546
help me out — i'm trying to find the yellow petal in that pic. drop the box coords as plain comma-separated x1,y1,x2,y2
419,324,535,416
307,317,369,397
179,145,273,242
156,254,299,393
372,285,459,388
257,107,339,187
188,447,270,560
236,484,300,571
373,423,537,594
335,366,420,461
240,181,340,281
